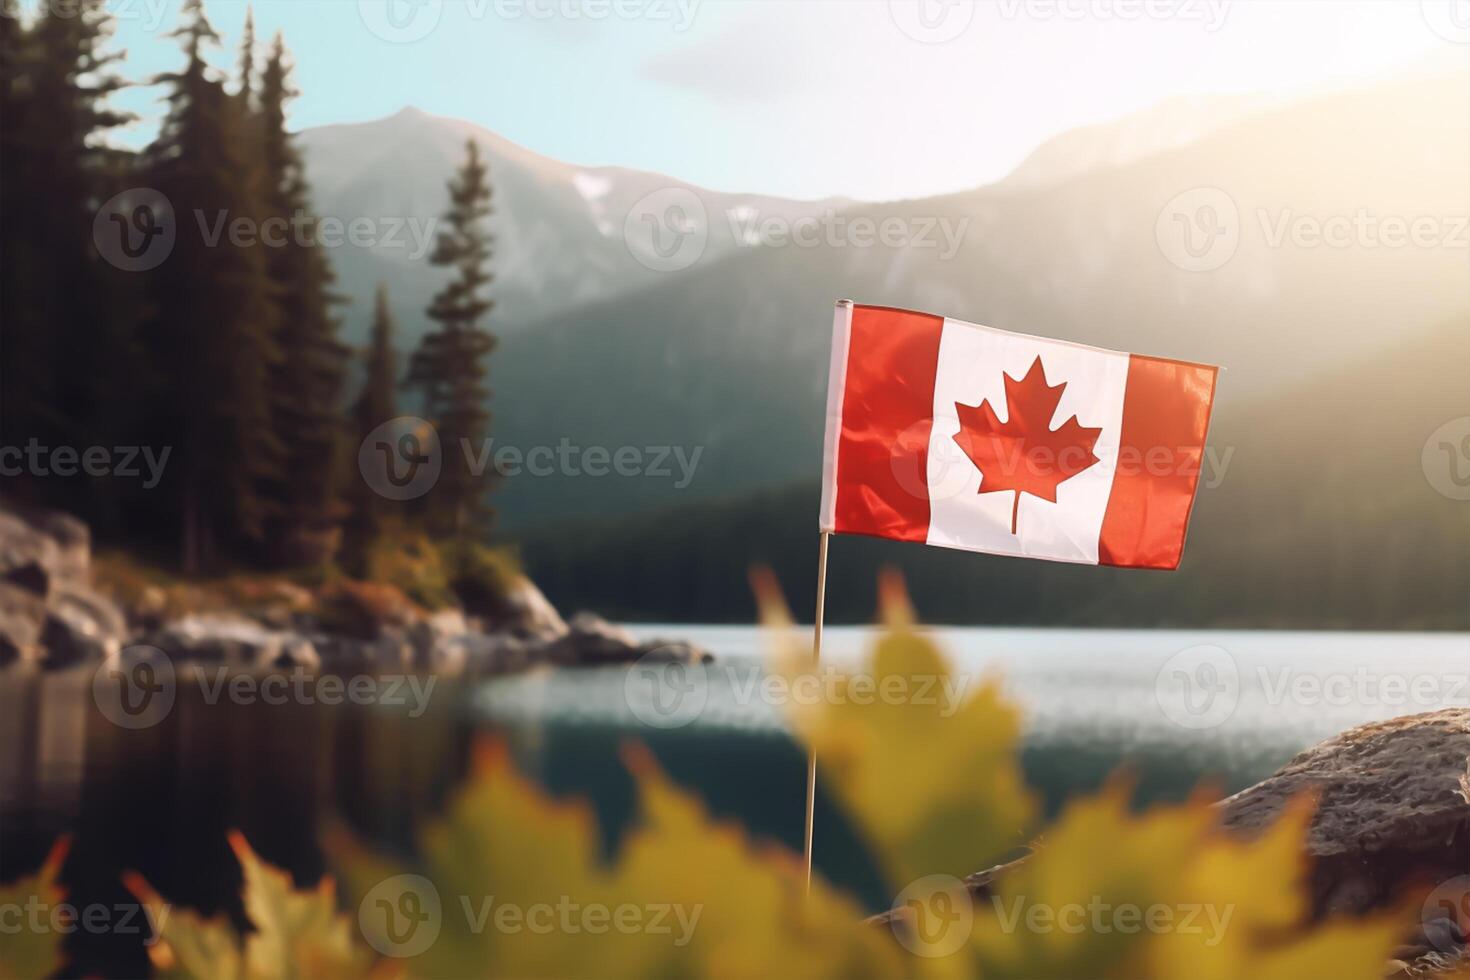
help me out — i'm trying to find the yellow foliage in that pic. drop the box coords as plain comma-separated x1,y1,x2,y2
29,570,1417,979
754,567,1037,886
124,833,391,980
329,741,909,979
0,837,70,980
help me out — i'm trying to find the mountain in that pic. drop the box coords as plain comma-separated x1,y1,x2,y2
297,107,849,340
516,314,1470,629
489,61,1470,530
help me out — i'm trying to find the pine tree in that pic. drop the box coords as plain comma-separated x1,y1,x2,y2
407,139,498,538
345,282,401,567
235,5,255,108
355,282,400,435
0,0,135,515
256,32,350,565
145,0,282,569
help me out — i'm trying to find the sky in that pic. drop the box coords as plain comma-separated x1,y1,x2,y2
82,0,1466,201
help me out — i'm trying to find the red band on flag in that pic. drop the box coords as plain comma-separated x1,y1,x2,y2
1098,355,1218,569
831,306,945,541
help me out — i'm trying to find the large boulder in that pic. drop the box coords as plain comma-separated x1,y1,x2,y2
147,614,320,670
39,582,129,668
871,710,1470,976
0,504,126,669
484,576,567,641
541,612,709,669
0,581,47,665
1218,709,1470,919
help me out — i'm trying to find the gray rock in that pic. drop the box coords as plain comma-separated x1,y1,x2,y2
1218,708,1470,919
0,511,61,598
0,582,47,665
0,506,126,669
869,709,1470,961
0,507,90,596
149,614,316,670
492,577,567,640
39,588,127,669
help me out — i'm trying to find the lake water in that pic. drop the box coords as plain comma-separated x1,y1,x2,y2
482,624,1470,780
3,626,1466,974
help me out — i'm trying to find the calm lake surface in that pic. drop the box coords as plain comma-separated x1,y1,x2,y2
3,626,1467,975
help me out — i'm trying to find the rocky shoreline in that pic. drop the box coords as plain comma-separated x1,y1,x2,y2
874,709,1470,978
0,504,708,678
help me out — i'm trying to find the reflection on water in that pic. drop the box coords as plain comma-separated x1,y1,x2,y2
2,627,1466,975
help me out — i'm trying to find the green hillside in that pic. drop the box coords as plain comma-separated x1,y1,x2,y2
517,316,1470,628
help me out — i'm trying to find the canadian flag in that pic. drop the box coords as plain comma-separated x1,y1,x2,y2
819,302,1219,570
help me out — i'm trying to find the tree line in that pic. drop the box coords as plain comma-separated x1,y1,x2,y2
0,0,496,573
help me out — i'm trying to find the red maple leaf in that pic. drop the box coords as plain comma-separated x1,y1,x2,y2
953,356,1103,535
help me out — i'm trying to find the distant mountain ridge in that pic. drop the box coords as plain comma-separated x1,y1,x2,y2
298,107,849,340
294,61,1469,536
488,61,1469,529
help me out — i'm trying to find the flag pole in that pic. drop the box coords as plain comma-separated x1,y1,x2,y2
803,528,831,894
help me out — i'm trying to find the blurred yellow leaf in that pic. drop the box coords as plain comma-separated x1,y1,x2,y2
755,567,1037,886
0,837,70,980
125,833,388,980
333,740,911,979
